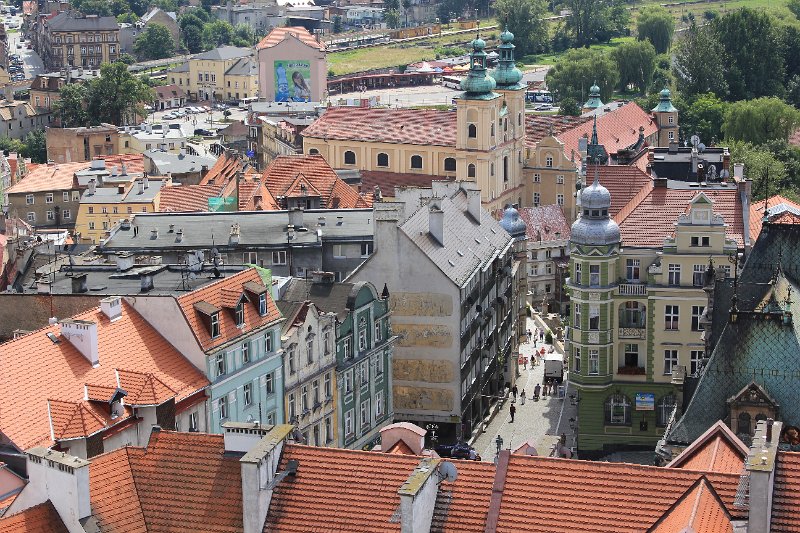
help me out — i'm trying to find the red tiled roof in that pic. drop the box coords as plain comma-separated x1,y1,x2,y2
558,103,658,166
47,399,111,440
153,84,185,100
525,114,590,149
89,430,242,532
667,421,748,474
263,154,371,209
265,445,494,533
0,502,68,533
158,184,223,213
84,384,117,402
748,194,800,242
235,177,280,211
614,184,745,247
6,155,144,195
200,152,245,187
359,171,452,198
648,477,733,533
0,302,209,450
302,107,457,147
517,205,571,243
116,370,176,406
256,26,325,51
175,269,282,352
594,165,653,217
772,451,800,533
495,454,744,532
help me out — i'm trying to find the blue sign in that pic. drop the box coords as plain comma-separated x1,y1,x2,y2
246,150,255,158
635,393,655,411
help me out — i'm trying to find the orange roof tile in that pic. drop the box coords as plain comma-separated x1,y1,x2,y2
256,26,325,51
263,154,370,209
6,155,144,195
175,268,282,352
595,165,653,217
302,107,457,147
158,184,223,213
235,177,280,211
614,184,745,247
116,370,177,406
386,440,415,455
0,302,209,450
200,151,245,187
0,502,69,533
748,194,800,242
772,451,800,533
494,454,744,532
47,399,111,440
359,171,453,198
265,445,494,533
525,114,590,149
89,430,242,532
84,384,118,402
667,421,748,474
648,477,733,533
558,103,658,166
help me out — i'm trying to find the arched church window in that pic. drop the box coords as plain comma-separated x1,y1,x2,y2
377,153,389,167
468,124,477,138
344,151,356,165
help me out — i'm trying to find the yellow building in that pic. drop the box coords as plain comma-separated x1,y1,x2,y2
168,46,258,103
75,175,168,244
35,12,120,71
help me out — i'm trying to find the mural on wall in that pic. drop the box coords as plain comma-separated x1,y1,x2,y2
393,385,454,412
274,60,311,102
392,323,452,348
389,292,453,317
393,359,454,383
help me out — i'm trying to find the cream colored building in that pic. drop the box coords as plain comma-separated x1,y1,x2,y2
256,26,326,103
119,123,193,155
168,46,258,103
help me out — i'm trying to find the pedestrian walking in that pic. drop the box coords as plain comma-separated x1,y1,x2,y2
539,330,545,342
512,385,518,401
509,403,516,423
534,383,541,400
495,434,504,454
520,389,526,405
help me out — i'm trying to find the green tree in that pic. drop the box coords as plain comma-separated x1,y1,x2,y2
202,20,234,48
178,12,205,33
133,23,175,60
611,39,655,93
118,53,137,65
402,0,412,26
727,140,787,200
782,24,800,86
21,131,47,164
86,62,154,126
332,15,343,33
672,23,728,99
53,83,89,128
385,8,401,29
636,6,674,54
712,8,785,101
565,0,608,47
546,48,619,103
149,0,178,11
182,24,204,53
723,97,800,145
231,23,254,47
493,0,548,56
558,97,580,116
677,93,727,145
789,0,800,19
117,12,139,24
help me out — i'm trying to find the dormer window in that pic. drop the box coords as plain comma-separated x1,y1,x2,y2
235,302,245,326
211,312,220,338
259,293,267,315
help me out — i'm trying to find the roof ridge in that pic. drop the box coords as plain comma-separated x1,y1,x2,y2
613,179,654,225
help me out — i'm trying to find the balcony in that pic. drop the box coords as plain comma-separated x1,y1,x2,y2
618,327,646,339
617,283,647,296
617,365,646,376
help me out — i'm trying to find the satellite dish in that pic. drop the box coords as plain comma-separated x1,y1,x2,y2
524,445,538,456
438,461,458,483
698,143,706,153
691,135,700,147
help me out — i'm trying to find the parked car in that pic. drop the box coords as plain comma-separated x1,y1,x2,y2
434,442,476,459
193,128,214,136
162,113,176,120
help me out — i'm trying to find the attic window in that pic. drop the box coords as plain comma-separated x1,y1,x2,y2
211,312,220,338
235,302,245,327
259,293,267,316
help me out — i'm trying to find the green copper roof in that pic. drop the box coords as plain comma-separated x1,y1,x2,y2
491,26,523,89
584,82,603,109
652,87,677,113
460,34,497,96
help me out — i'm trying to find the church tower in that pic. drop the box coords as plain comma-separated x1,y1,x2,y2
566,168,620,452
652,87,679,146
582,83,604,114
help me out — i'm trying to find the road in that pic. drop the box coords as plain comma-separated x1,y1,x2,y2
4,13,44,81
471,312,577,462
332,67,551,108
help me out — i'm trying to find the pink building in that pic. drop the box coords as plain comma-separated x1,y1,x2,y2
256,26,327,103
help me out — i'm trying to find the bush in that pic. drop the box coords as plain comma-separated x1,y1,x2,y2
545,330,553,344
703,10,718,20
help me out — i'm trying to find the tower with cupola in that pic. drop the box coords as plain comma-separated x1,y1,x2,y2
652,87,679,146
582,83,604,114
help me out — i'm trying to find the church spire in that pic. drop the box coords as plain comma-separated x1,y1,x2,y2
491,25,523,90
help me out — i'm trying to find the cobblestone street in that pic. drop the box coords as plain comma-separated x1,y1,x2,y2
471,314,577,462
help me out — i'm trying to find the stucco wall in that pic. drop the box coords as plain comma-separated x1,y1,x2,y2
257,36,326,103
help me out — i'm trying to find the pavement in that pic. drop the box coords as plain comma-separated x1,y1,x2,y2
471,312,578,462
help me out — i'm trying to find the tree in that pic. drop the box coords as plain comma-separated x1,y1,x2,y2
677,93,727,145
712,8,785,101
178,12,205,33
133,23,175,60
723,97,800,145
86,62,154,126
564,0,626,47
21,131,46,164
789,0,800,19
202,20,234,48
117,12,139,24
332,15,343,33
385,9,401,29
402,0,411,26
53,83,89,128
782,24,800,87
672,23,728,99
231,24,254,47
611,39,655,93
182,24,204,53
636,6,674,54
558,97,580,116
727,140,787,200
546,48,619,103
493,0,548,56
149,0,178,11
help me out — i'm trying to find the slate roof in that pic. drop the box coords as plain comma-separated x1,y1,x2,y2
46,12,119,31
301,107,458,147
192,45,251,61
0,302,208,451
263,154,371,209
175,268,282,352
224,56,258,77
772,451,800,533
748,194,800,243
281,278,357,320
517,205,570,243
0,502,68,533
614,182,745,248
397,189,513,287
256,26,325,51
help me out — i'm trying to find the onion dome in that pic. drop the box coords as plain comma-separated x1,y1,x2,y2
571,169,620,246
500,205,527,242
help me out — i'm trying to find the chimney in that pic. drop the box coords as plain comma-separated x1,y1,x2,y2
117,185,125,194
71,273,88,294
240,425,296,533
653,175,669,188
691,147,698,175
100,296,123,321
668,141,679,153
733,163,744,181
288,207,304,229
8,449,91,530
229,222,241,245
311,271,335,284
3,85,13,102
428,198,444,246
37,279,51,294
223,421,272,453
150,228,159,240
137,179,145,195
140,272,154,292
60,319,99,366
116,252,135,271
398,458,442,533
746,419,782,533
723,148,730,172
176,228,184,243
143,175,150,189
464,184,482,223
201,164,209,178
578,135,588,155
88,178,96,195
